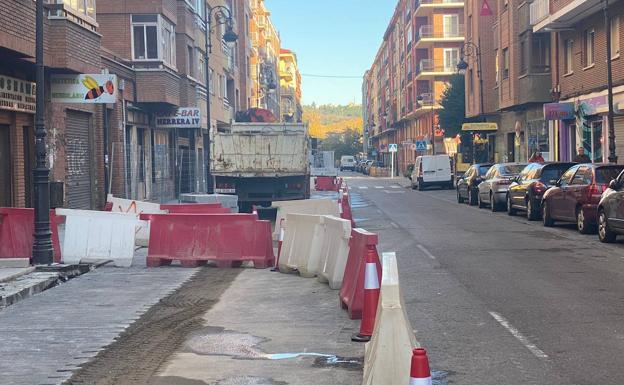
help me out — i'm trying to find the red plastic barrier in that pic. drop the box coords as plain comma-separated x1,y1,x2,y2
103,202,113,211
0,208,62,263
315,176,338,192
160,203,227,214
340,192,356,227
339,228,381,319
141,213,274,268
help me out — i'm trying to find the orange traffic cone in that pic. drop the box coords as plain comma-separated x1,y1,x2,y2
409,348,432,385
352,245,381,342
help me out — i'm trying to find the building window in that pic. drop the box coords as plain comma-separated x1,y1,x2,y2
495,49,499,84
209,68,215,94
564,39,574,74
611,17,620,58
584,28,595,67
187,45,194,76
502,48,509,79
219,74,227,99
469,68,474,93
520,39,527,75
197,49,205,81
131,15,176,66
531,33,550,72
64,0,96,19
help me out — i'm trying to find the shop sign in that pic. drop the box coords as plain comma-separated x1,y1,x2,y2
51,74,118,104
462,122,498,131
155,108,201,129
543,102,574,120
576,95,607,116
0,74,36,114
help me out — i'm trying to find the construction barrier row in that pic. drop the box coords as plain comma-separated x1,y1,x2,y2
314,176,343,192
0,208,62,263
141,213,274,268
160,203,230,214
273,198,340,240
317,215,352,289
57,209,140,267
363,252,419,385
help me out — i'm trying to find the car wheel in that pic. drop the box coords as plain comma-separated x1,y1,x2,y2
478,193,486,209
457,188,465,203
577,207,594,234
542,201,554,227
507,194,516,216
468,188,478,206
527,197,540,221
490,192,499,212
598,209,617,243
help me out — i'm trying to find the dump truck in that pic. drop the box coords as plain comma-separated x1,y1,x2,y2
211,122,310,211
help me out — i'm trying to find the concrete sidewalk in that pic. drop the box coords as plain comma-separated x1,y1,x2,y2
152,269,364,385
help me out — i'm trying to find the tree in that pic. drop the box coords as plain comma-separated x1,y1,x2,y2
438,74,466,138
320,129,362,163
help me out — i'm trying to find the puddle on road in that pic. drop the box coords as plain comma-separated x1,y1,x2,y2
185,328,363,371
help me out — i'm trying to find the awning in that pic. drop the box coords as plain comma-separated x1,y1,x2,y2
462,122,498,131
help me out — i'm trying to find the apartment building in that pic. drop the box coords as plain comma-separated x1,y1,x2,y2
366,0,466,174
532,0,624,163
97,0,243,202
0,0,104,209
249,0,281,119
279,48,302,122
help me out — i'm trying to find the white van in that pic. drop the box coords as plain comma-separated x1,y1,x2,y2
340,155,356,171
410,155,453,190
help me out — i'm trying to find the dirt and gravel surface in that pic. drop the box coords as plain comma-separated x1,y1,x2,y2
65,267,241,385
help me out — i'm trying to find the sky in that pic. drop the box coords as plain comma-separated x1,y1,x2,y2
265,0,395,106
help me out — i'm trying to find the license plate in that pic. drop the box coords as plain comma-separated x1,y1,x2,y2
215,188,236,194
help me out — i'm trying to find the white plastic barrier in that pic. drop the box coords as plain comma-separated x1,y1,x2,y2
278,214,327,277
363,252,418,385
107,195,164,246
317,215,351,289
57,209,140,267
273,199,339,240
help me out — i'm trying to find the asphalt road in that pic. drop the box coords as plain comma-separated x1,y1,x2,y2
346,173,624,385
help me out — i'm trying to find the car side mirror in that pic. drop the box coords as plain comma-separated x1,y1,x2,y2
609,179,619,190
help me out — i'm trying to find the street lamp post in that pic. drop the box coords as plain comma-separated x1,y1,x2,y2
32,0,53,265
417,94,435,155
203,4,238,193
457,41,484,164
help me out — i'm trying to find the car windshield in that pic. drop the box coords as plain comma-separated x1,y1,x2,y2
596,166,624,184
478,165,491,175
540,165,573,182
500,164,525,175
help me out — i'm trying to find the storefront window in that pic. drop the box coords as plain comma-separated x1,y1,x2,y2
526,120,549,160
582,119,603,162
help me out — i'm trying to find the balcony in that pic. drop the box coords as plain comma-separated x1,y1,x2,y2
416,59,457,78
135,68,181,105
280,86,296,96
416,24,465,45
415,0,466,15
532,0,603,32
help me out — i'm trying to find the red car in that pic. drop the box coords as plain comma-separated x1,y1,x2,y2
542,164,624,233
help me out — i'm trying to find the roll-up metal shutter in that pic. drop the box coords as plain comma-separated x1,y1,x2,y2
65,111,93,209
614,116,624,163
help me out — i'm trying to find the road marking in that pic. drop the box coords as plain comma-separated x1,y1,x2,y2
374,186,384,189
384,190,405,194
488,311,549,360
390,185,401,189
390,222,399,229
358,186,369,190
417,244,436,260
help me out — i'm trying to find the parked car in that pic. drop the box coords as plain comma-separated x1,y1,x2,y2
340,155,356,171
477,163,527,211
410,155,453,191
597,169,624,242
456,163,493,205
507,162,576,220
355,159,366,173
541,164,624,233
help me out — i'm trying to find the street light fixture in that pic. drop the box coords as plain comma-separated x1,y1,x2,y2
417,93,436,155
32,0,54,265
203,5,238,193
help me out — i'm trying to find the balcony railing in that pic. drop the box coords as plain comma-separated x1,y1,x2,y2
418,59,456,74
529,0,550,25
419,0,465,4
418,24,465,39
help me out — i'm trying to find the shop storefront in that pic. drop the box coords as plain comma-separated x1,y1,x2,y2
0,74,36,207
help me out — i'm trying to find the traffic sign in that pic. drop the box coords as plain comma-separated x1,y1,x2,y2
389,143,398,153
415,141,428,151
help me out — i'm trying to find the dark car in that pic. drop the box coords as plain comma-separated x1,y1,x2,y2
507,162,576,220
456,163,493,206
597,169,624,242
542,164,624,233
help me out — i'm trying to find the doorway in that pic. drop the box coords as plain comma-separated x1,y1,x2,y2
507,132,516,162
0,125,10,206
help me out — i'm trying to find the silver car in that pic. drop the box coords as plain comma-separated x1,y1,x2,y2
477,163,527,211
